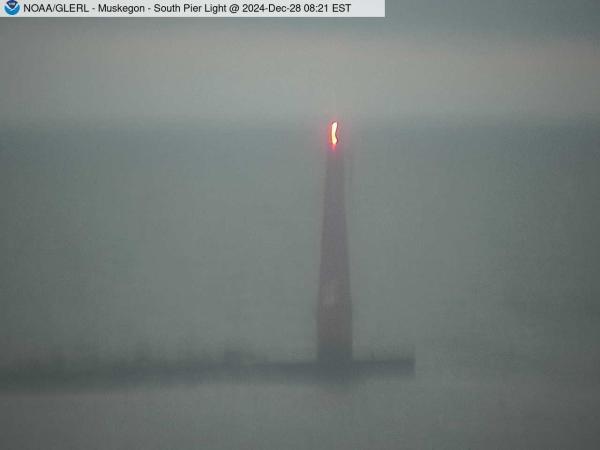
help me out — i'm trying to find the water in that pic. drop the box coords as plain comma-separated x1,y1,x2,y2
2,372,599,449
1,121,599,448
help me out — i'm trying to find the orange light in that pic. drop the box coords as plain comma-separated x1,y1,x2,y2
330,122,338,150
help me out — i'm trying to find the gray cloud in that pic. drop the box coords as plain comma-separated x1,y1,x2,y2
1,13,599,127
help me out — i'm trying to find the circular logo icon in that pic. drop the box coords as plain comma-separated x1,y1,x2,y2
4,0,20,15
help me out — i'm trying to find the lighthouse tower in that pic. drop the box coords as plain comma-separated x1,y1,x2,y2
317,122,353,365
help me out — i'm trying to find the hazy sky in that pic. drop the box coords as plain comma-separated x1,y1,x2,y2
1,1,600,127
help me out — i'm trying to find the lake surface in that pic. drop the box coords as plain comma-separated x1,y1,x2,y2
1,121,599,448
2,362,599,449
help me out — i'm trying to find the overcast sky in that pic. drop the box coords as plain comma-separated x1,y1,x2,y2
1,1,599,128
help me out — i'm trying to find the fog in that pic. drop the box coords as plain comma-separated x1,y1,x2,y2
1,2,600,449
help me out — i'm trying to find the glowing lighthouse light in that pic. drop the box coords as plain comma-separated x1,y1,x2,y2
330,121,339,151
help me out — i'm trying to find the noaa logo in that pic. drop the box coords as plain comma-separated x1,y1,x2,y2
4,0,20,15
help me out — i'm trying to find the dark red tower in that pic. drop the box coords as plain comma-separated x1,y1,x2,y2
317,122,352,365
